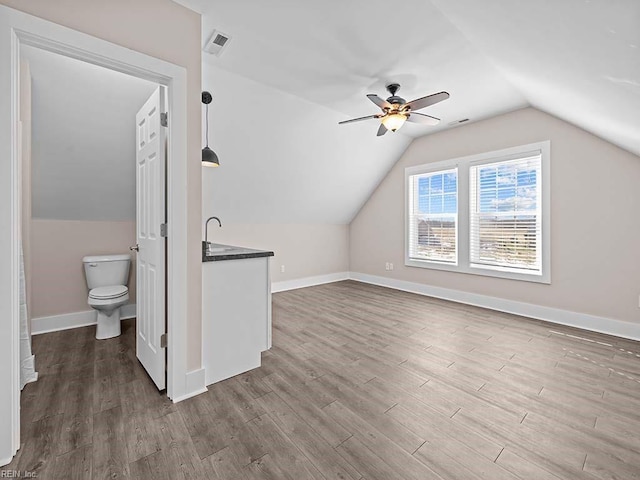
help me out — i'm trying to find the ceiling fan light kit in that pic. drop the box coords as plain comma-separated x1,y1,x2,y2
339,83,450,136
381,113,407,132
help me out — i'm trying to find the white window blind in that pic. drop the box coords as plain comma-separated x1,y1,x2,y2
408,168,458,264
469,153,542,274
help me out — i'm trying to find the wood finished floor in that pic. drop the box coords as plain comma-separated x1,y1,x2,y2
8,280,640,479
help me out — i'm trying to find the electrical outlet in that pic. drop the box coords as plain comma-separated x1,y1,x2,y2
385,262,390,271
389,263,394,271
280,265,285,273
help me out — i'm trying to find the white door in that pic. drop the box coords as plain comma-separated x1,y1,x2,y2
135,86,166,390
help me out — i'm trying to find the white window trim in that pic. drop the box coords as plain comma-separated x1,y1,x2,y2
405,141,551,284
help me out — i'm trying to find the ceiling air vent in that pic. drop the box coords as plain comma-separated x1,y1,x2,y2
204,30,232,57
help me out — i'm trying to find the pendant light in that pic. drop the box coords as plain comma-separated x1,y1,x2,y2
202,91,219,167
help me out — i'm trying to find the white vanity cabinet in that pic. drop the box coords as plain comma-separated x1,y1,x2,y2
202,244,273,386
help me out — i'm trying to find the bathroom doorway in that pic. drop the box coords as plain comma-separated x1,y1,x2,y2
0,5,193,463
19,44,168,389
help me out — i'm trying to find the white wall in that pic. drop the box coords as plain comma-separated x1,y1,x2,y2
30,220,136,318
351,107,640,325
208,224,349,283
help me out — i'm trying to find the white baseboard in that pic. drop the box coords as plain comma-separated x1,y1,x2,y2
272,271,350,293
31,303,137,335
172,367,207,403
349,272,640,342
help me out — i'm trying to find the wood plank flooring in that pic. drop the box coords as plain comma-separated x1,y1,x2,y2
7,280,640,479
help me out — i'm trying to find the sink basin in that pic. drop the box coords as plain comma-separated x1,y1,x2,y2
208,246,234,253
206,243,244,255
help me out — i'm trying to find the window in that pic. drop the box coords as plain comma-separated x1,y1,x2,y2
405,141,550,283
470,155,542,274
407,169,458,264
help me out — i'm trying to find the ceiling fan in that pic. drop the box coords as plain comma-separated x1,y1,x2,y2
339,83,450,136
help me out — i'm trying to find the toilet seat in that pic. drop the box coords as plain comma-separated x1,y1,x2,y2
89,285,128,300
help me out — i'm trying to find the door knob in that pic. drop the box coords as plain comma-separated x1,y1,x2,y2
130,244,140,252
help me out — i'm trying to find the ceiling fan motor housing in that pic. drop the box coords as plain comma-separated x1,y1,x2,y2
386,95,406,107
385,83,406,106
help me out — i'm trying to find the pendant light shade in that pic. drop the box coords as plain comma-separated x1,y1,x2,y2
202,146,219,167
202,91,219,167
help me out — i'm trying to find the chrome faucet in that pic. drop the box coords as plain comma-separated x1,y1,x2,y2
205,216,222,248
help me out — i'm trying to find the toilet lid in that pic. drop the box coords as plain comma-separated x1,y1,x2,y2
89,285,128,300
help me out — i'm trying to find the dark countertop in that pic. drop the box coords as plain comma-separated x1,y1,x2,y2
202,242,274,262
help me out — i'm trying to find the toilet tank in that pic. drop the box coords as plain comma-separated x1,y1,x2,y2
83,254,131,289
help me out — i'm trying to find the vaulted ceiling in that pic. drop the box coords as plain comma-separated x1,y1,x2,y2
184,0,638,223
201,62,411,224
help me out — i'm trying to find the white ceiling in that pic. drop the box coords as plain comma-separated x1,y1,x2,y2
191,0,530,139
430,0,640,156
178,0,639,156
22,46,158,221
182,0,639,225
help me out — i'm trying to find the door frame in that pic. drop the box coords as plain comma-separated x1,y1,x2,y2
0,5,191,464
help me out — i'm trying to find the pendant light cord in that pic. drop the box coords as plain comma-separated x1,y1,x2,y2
205,103,210,147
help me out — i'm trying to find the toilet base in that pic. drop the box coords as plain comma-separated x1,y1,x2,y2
95,308,122,340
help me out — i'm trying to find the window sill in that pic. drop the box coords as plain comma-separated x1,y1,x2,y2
405,258,550,284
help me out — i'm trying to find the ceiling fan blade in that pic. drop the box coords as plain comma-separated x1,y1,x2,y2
367,94,391,110
405,91,450,111
338,114,380,125
377,123,387,136
407,112,440,126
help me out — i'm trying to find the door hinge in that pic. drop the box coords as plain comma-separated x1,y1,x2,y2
160,333,167,349
160,112,168,127
160,223,168,237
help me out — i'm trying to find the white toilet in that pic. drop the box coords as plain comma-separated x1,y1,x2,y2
83,254,131,340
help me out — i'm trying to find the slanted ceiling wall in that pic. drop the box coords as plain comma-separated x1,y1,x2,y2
23,45,157,221
350,107,640,330
201,62,410,224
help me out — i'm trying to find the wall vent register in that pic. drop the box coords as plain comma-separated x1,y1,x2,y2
204,30,232,56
